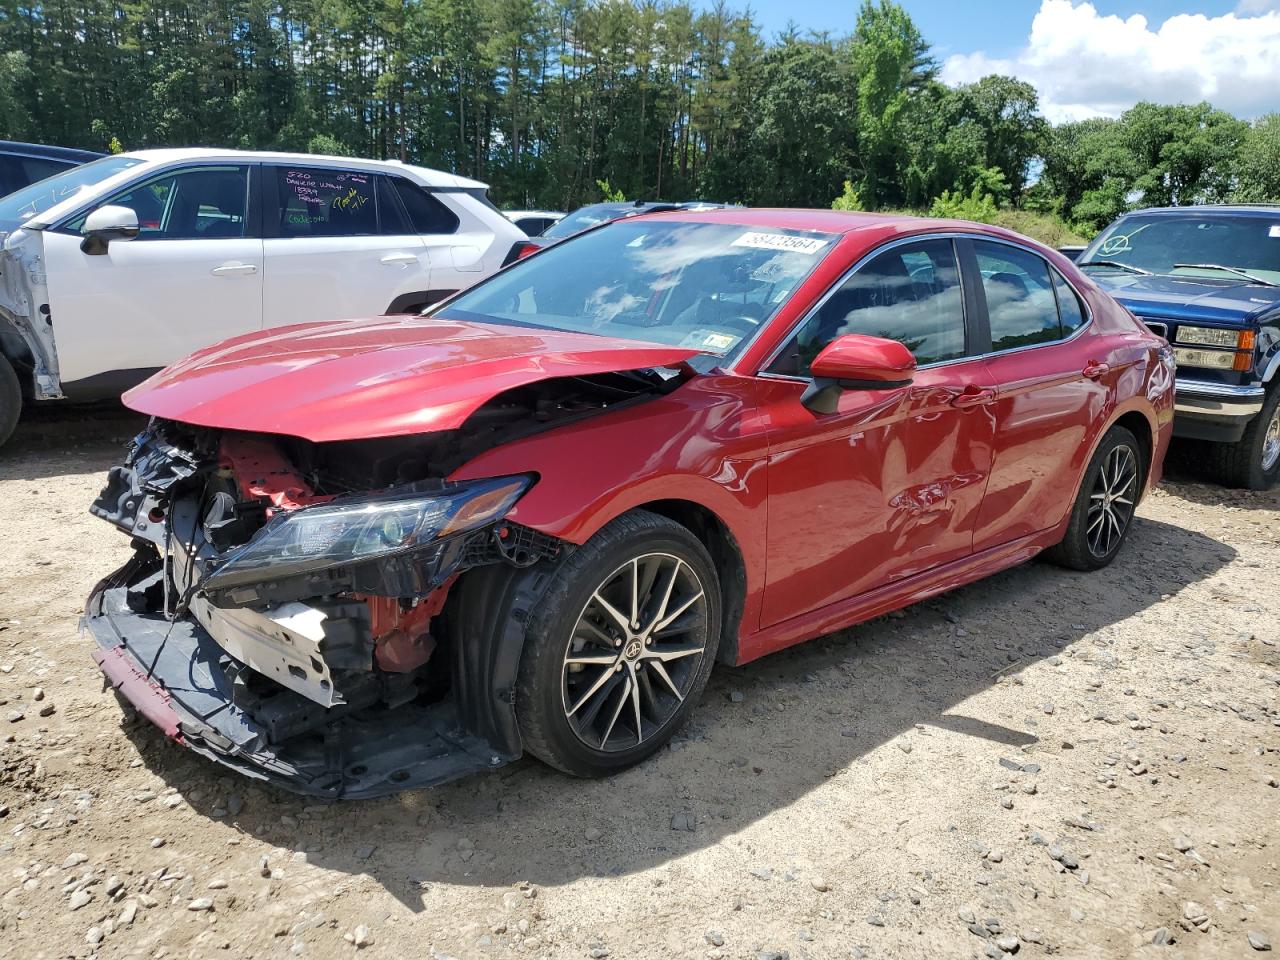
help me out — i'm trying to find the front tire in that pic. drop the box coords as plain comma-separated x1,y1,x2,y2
515,510,721,778
0,354,22,449
1044,425,1143,571
1207,385,1280,490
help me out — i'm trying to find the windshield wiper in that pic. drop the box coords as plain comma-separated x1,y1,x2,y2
1172,263,1278,287
1077,259,1152,276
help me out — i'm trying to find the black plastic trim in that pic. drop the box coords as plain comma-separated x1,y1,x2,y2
60,367,162,401
385,290,456,314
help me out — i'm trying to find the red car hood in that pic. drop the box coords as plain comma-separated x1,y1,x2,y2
123,317,701,442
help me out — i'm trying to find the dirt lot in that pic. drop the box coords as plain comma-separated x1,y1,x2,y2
0,408,1277,960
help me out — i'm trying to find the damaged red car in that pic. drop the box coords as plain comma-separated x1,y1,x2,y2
86,210,1174,798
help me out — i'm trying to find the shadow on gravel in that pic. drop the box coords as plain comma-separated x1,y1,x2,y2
119,513,1234,910
1,403,144,479
1160,438,1280,512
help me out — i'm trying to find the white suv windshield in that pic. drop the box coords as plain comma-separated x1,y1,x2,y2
437,219,833,362
0,155,143,230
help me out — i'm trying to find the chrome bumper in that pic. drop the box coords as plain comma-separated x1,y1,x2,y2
1174,379,1265,420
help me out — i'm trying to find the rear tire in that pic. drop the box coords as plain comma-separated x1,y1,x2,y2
1044,425,1143,572
0,354,21,449
1205,385,1280,490
515,510,721,778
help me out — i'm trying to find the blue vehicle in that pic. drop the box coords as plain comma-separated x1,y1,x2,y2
1079,205,1280,489
0,140,104,197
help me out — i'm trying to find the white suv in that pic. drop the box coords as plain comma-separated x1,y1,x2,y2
0,148,525,445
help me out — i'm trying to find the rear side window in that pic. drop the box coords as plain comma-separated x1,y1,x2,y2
276,167,378,237
514,216,550,236
376,176,413,234
0,156,22,195
392,179,459,235
1053,269,1087,336
768,237,968,375
20,156,73,185
974,241,1060,351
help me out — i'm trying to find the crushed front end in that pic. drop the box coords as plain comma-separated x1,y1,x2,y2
85,420,561,798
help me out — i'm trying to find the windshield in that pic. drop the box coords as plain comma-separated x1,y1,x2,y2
541,204,641,239
0,155,144,230
437,219,834,363
1081,213,1280,284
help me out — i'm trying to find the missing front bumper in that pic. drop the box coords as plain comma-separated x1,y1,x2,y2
84,560,514,799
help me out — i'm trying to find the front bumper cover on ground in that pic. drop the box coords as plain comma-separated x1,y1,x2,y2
84,557,514,799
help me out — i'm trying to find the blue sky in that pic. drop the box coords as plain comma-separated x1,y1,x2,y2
738,1,1246,54
714,1,1280,121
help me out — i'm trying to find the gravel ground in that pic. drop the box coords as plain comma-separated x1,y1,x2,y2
0,408,1277,960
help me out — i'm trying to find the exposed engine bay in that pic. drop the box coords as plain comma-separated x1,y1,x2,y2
83,369,679,797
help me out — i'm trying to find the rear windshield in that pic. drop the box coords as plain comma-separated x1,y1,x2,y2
0,155,143,230
437,219,833,364
1081,213,1280,284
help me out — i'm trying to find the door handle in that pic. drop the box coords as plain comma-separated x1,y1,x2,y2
1082,360,1111,380
210,262,257,277
951,387,996,409
380,252,419,266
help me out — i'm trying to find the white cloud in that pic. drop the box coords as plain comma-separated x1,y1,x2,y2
941,1,1280,123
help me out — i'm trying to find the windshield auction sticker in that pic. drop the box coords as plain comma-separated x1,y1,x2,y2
1270,225,1280,238
732,232,828,255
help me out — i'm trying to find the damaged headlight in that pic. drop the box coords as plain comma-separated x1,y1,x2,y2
202,475,533,591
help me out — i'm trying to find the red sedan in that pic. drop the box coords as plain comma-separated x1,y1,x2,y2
86,210,1174,797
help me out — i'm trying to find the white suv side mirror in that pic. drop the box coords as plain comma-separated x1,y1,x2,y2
81,204,140,255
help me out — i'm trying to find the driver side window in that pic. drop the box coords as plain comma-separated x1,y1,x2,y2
70,165,250,240
767,238,967,377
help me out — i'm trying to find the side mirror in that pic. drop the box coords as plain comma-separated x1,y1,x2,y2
801,334,916,414
80,204,139,255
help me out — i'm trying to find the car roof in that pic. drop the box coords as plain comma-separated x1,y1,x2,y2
574,200,683,213
504,210,565,219
25,149,491,231
118,148,489,190
632,207,1034,241
0,140,105,162
1124,204,1280,217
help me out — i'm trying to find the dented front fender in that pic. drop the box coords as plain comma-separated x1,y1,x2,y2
0,228,62,398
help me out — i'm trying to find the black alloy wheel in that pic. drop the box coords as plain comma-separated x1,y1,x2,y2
1044,425,1143,571
514,510,721,777
560,552,710,752
1086,442,1139,559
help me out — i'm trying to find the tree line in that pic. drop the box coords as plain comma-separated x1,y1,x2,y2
0,0,1277,235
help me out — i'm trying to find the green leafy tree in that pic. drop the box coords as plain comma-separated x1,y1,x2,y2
596,178,625,201
0,0,1265,226
831,180,864,211
1233,114,1280,203
849,0,935,208
929,183,998,224
951,75,1047,203
1123,101,1246,207
1040,117,1136,232
747,35,855,206
0,51,33,140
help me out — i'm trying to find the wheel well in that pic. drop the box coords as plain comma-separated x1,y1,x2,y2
0,329,34,396
637,499,747,666
1113,410,1154,495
